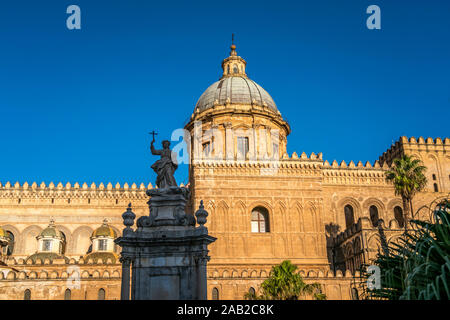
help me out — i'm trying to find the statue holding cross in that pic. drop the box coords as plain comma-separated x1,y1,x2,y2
149,131,178,189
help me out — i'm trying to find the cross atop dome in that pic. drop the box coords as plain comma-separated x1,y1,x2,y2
221,35,247,79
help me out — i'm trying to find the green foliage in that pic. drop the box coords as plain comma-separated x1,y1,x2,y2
244,260,326,300
363,200,450,300
385,155,427,201
385,155,427,225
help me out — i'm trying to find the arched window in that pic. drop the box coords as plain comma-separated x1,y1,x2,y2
233,65,238,73
251,207,269,233
434,183,439,192
24,289,31,300
394,206,404,228
432,174,436,180
6,231,14,256
64,289,71,300
212,287,219,300
369,205,379,227
98,288,106,300
248,287,256,296
344,205,354,229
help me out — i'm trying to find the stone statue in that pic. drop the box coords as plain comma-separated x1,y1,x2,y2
150,137,178,189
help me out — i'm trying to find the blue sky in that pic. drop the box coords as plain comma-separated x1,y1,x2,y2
0,0,449,186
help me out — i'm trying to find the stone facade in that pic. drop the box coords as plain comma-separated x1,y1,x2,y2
0,43,448,300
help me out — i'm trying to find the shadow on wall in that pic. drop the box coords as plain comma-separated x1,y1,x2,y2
324,223,342,273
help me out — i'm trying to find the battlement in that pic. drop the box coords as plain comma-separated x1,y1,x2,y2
193,151,323,163
333,216,404,245
379,136,450,165
322,159,390,186
323,159,390,170
0,181,186,205
0,181,152,191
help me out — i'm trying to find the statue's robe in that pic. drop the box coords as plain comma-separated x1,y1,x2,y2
150,145,178,188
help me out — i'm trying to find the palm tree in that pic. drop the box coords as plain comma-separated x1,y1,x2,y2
362,199,450,300
244,260,326,300
385,154,427,232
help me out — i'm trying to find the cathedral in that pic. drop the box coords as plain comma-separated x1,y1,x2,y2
0,43,449,300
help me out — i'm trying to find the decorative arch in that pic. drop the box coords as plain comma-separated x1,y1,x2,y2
304,201,317,232
250,206,270,233
292,201,304,232
367,234,382,260
362,198,386,220
234,200,246,232
337,197,361,229
217,201,229,233
274,201,287,233
19,225,43,255
71,226,94,255
386,198,403,212
248,201,273,233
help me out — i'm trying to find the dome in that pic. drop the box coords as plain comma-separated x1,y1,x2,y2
0,226,7,239
0,226,9,246
84,251,118,264
194,43,278,114
27,252,69,263
195,77,278,113
38,220,64,239
92,220,117,238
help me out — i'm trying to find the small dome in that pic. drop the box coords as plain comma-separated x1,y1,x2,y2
27,252,68,264
0,226,9,246
83,251,118,264
195,77,277,113
92,220,117,238
0,226,7,238
38,220,64,239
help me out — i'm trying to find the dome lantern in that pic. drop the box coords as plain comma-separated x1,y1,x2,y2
221,38,247,78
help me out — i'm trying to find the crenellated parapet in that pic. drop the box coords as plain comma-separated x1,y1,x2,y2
191,152,324,177
333,216,405,246
379,136,450,166
0,181,185,206
322,159,390,186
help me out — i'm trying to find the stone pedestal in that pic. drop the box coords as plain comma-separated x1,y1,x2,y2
115,186,216,300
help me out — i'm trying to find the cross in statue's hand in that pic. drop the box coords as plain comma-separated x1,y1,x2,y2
149,131,158,142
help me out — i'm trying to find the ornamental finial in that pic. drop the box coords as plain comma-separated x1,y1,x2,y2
122,203,136,230
230,34,237,56
195,200,209,227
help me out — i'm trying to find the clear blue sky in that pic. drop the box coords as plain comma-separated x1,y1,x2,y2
0,0,449,186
